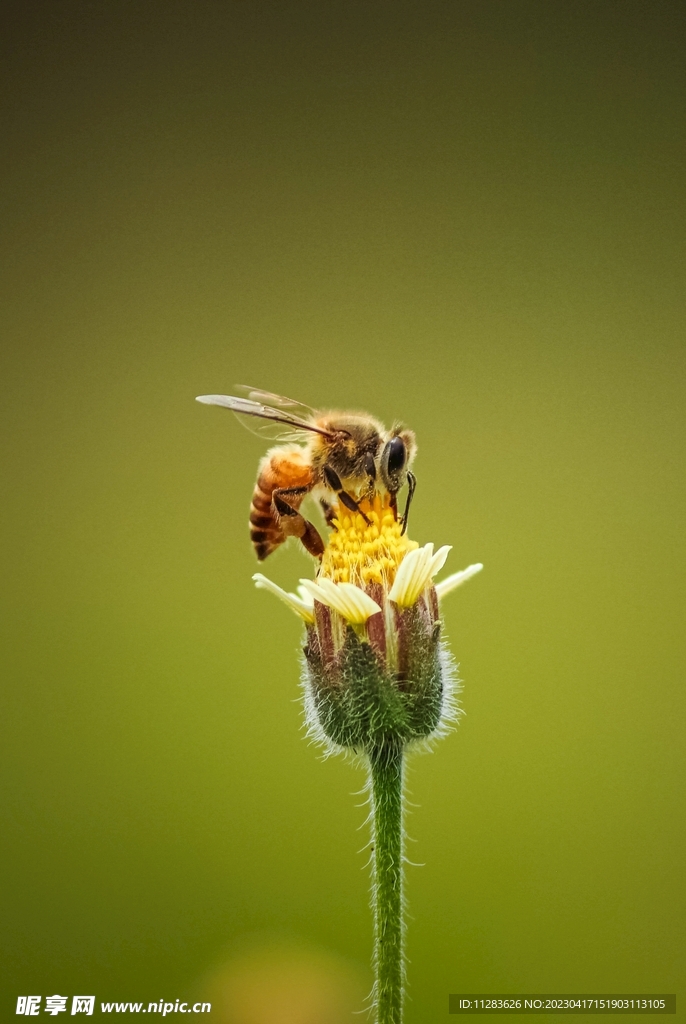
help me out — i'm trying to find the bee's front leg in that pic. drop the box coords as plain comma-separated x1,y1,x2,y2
322,467,372,525
389,491,398,520
273,487,325,559
364,452,377,500
399,471,416,535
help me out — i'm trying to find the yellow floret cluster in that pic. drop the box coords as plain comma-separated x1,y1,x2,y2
320,493,418,587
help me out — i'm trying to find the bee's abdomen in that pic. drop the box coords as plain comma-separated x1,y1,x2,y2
249,477,282,561
249,447,313,561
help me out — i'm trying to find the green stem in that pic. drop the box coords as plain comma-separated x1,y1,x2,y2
369,742,405,1024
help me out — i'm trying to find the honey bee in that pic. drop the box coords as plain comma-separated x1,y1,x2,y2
197,386,417,561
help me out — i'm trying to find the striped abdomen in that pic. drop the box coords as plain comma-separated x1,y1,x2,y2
249,446,314,561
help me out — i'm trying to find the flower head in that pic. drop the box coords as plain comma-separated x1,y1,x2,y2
253,492,482,756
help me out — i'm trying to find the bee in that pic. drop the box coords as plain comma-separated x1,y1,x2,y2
197,386,417,561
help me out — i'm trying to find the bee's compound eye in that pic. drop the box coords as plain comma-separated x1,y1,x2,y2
385,436,406,476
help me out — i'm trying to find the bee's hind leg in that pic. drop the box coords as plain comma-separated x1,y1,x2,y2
273,488,325,559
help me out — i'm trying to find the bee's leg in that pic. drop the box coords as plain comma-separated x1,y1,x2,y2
273,487,325,559
320,498,337,528
399,471,416,535
364,453,377,490
322,467,372,525
389,492,398,519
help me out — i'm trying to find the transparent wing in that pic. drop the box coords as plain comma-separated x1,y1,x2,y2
195,392,333,442
235,385,318,421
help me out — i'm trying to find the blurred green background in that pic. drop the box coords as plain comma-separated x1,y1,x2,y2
1,1,684,1019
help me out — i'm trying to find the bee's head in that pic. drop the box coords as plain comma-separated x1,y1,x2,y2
379,427,417,494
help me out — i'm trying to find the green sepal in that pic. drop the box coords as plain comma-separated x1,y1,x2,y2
305,609,443,752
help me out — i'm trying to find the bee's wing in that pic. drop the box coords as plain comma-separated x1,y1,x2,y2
235,385,318,421
196,394,334,441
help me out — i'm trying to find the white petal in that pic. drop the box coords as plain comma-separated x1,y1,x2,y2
253,573,315,623
387,547,421,607
298,578,335,607
410,543,433,596
299,577,381,624
389,543,441,608
336,582,382,622
429,545,452,579
296,584,314,604
434,563,484,600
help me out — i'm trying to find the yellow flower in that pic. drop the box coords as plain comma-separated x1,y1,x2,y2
252,493,482,753
254,493,481,626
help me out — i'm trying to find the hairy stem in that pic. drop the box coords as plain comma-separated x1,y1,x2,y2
369,742,404,1024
